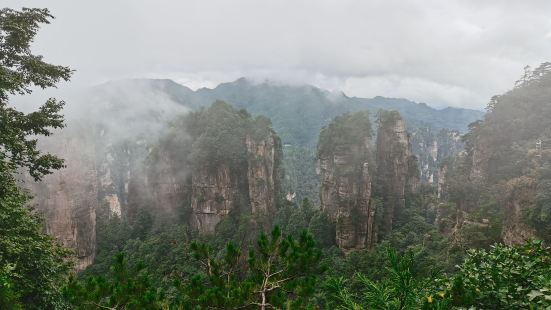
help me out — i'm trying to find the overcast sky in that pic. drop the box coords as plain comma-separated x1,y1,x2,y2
5,0,551,109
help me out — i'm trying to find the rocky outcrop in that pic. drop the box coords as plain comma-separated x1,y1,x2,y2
29,124,157,270
318,110,421,251
189,131,282,233
437,162,449,200
181,105,284,234
246,132,282,216
143,140,191,227
319,145,373,251
409,128,464,184
26,79,191,270
434,63,551,245
29,127,98,270
376,111,411,235
406,155,421,194
499,176,537,245
318,112,374,251
191,164,240,233
96,141,142,219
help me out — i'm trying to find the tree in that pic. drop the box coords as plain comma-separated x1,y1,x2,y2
0,180,72,309
0,7,73,309
62,253,164,310
0,8,71,182
0,263,22,309
446,241,551,309
326,248,430,310
183,226,326,309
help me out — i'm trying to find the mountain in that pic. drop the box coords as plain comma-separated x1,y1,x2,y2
95,77,482,147
187,78,483,147
438,62,551,247
26,77,484,269
86,78,482,202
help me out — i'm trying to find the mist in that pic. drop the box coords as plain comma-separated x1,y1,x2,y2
4,0,551,109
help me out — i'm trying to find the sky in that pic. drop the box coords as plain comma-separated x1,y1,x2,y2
5,0,551,109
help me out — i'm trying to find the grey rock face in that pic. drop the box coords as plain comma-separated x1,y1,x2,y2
246,133,278,217
190,164,239,233
319,140,373,251
376,112,410,236
190,131,282,233
29,128,98,270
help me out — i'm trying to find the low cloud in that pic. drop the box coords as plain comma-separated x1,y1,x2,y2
4,0,551,109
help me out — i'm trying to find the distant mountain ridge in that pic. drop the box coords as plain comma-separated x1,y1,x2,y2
88,78,483,202
95,77,483,147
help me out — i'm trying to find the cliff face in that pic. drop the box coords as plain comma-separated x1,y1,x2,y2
435,63,551,245
143,138,191,227
376,111,411,235
406,154,421,194
31,106,282,269
319,144,373,250
29,100,283,268
499,176,537,245
410,128,464,184
191,164,240,233
27,81,190,269
29,124,157,270
30,127,98,270
246,132,282,216
154,102,285,234
437,162,449,200
97,141,148,219
189,131,282,233
318,112,374,251
318,110,420,251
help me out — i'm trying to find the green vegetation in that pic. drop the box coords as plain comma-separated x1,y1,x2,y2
318,111,371,157
165,100,282,172
63,253,164,309
0,7,73,309
281,146,320,203
66,224,551,309
274,198,335,248
186,101,253,168
64,226,325,309
188,78,482,148
435,62,551,246
0,182,72,309
325,249,431,309
182,78,482,202
446,241,551,309
324,241,551,309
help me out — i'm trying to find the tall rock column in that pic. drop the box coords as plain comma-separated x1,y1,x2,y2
318,112,374,251
376,111,410,236
183,103,283,234
246,131,281,217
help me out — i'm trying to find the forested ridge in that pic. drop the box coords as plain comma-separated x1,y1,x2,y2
2,7,551,310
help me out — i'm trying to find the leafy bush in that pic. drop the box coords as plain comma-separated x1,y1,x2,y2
447,240,551,309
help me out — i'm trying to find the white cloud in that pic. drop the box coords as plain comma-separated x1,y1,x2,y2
4,0,551,109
